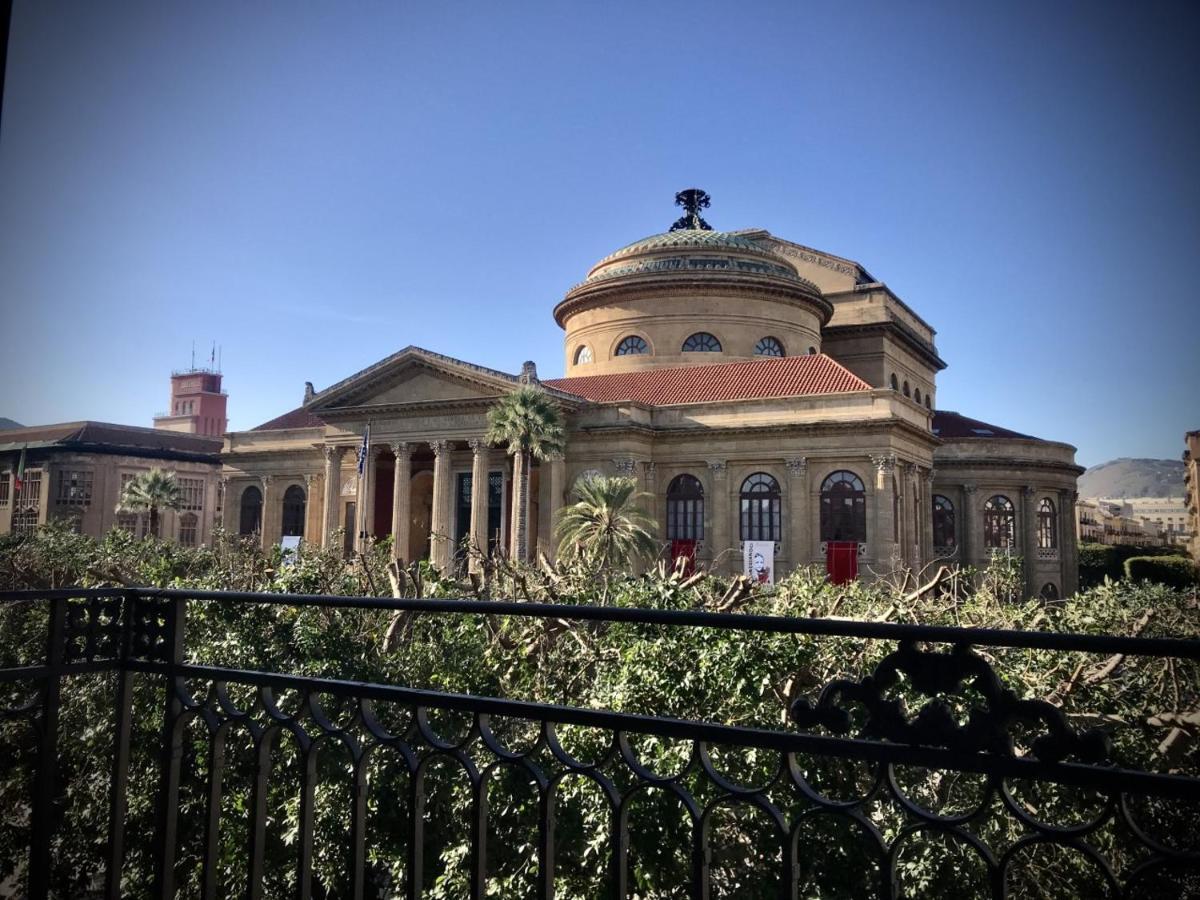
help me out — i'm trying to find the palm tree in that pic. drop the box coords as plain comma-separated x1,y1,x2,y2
116,468,182,539
556,474,658,574
485,386,566,563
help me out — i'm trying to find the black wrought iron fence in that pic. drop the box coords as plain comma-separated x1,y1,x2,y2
0,587,1198,899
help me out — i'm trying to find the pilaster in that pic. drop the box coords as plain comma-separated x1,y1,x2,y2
963,483,980,576
785,457,809,571
1023,486,1039,600
870,454,897,571
259,475,274,550
707,460,729,572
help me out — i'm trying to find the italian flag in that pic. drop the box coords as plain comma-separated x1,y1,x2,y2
13,447,25,495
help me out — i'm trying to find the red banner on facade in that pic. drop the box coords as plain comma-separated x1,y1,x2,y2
670,539,697,576
826,541,858,585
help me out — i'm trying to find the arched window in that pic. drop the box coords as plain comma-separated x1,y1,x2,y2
1037,498,1057,549
682,332,722,352
914,388,922,404
820,471,866,542
239,485,263,536
179,512,198,547
807,346,817,355
984,495,1016,549
615,335,648,356
1040,582,1060,602
666,474,704,541
282,484,306,537
932,495,955,548
754,337,785,358
903,380,911,398
574,345,593,365
740,473,781,542
890,374,899,391
925,394,932,410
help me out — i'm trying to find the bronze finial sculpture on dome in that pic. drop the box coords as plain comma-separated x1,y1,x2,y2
669,188,713,231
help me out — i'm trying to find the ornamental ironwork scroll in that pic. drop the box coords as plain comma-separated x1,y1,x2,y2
790,640,1112,764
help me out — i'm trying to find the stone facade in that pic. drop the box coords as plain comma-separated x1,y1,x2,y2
221,204,1083,595
1185,430,1200,562
0,422,222,544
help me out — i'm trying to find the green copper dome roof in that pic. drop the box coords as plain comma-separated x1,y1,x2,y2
595,229,775,265
582,229,816,290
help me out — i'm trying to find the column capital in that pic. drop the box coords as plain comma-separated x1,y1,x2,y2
963,482,977,495
924,467,937,484
1022,485,1037,498
641,460,656,477
870,453,896,475
430,440,450,456
784,456,808,477
706,459,727,480
467,438,487,453
612,457,637,476
260,474,273,488
323,445,345,462
219,474,230,487
303,472,317,488
390,441,411,458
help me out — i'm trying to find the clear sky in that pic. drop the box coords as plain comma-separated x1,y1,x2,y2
1,1,1196,467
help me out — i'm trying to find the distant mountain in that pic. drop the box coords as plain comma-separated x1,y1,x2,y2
0,418,22,431
1078,458,1185,499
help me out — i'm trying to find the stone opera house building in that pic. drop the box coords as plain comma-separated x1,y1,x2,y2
221,192,1082,597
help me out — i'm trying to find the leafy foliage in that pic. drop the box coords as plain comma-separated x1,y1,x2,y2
1124,554,1199,588
555,474,658,579
484,386,566,562
0,526,1197,897
116,467,183,538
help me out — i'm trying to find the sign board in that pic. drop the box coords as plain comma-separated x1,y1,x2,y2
743,541,775,585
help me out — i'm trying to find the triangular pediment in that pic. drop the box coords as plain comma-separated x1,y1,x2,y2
307,346,522,412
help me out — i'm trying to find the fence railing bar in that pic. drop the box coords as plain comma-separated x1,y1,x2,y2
201,728,227,900
28,596,66,900
4,587,1198,658
0,659,121,682
130,660,1200,801
104,667,135,900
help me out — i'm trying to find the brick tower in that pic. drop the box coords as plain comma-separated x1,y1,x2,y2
153,367,228,437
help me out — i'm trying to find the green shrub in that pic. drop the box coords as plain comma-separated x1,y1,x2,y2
1078,542,1119,586
1124,554,1199,588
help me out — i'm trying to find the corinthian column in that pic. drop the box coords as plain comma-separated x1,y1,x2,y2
259,474,274,550
468,439,490,571
322,447,343,548
963,483,980,577
391,443,411,561
429,440,452,572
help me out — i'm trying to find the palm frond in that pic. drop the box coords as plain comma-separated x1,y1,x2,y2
555,475,657,573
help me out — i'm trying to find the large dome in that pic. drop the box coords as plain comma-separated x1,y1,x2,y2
554,191,832,377
581,229,819,289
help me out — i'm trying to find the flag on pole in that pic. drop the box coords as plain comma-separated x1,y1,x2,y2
355,423,371,545
13,447,26,494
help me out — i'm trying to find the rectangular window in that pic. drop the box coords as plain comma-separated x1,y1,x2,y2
115,512,139,536
0,472,8,507
179,513,198,547
15,469,42,507
56,470,94,506
179,477,204,511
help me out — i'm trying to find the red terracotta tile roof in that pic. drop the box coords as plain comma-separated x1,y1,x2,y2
543,355,871,406
252,407,325,431
932,411,1039,441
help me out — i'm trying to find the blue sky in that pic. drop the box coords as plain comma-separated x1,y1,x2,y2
1,1,1196,467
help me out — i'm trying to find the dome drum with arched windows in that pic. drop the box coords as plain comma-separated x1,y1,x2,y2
214,189,1083,598
556,209,833,376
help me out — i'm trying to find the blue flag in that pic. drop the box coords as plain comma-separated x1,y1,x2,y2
356,423,370,476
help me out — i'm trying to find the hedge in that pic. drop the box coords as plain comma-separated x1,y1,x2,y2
1079,542,1183,588
1123,554,1199,588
